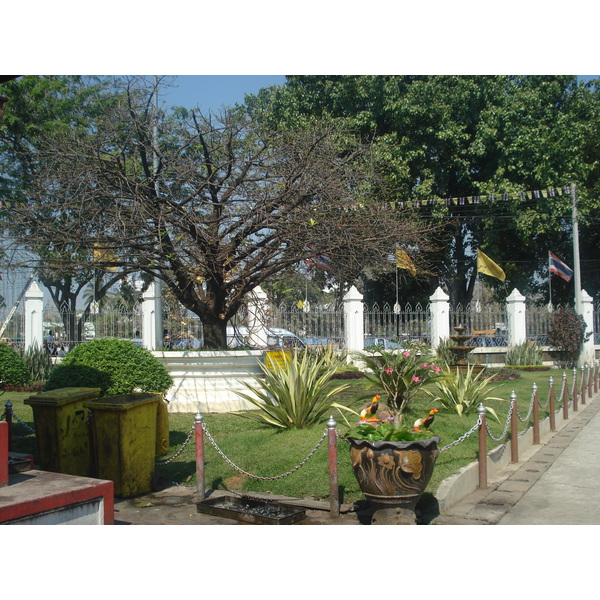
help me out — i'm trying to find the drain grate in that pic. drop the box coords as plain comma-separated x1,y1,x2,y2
197,495,307,525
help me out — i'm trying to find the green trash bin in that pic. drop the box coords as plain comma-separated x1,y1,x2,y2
24,387,101,476
83,393,161,498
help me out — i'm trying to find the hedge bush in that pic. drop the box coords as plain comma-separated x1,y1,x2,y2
0,343,31,388
45,338,173,397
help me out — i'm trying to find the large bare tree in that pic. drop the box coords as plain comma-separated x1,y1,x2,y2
13,78,439,348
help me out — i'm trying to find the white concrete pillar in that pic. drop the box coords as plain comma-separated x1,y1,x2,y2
429,286,450,352
344,285,364,352
247,286,269,348
142,280,163,350
506,288,526,347
580,289,594,365
24,280,44,351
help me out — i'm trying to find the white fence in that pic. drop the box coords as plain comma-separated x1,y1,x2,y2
2,282,599,362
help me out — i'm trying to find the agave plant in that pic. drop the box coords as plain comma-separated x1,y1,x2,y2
424,363,503,421
233,350,351,429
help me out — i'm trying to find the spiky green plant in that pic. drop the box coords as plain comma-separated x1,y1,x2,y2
505,340,543,367
233,350,351,429
425,363,503,421
21,345,54,384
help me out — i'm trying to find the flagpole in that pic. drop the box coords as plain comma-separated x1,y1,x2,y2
571,183,582,314
548,251,552,308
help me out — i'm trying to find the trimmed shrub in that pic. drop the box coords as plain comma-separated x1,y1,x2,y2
44,338,173,397
548,307,590,367
0,343,31,388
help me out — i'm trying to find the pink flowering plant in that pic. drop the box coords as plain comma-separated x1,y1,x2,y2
357,343,443,427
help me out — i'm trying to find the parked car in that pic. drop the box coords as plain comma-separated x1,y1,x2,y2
227,326,305,349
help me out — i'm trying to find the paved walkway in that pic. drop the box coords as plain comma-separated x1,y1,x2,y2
113,394,600,525
433,393,600,525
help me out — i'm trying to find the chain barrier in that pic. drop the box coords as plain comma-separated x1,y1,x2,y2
155,421,195,466
516,390,535,422
203,422,329,481
440,417,481,453
538,383,552,410
10,409,36,435
486,400,514,442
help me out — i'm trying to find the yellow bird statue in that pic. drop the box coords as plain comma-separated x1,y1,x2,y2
360,395,381,421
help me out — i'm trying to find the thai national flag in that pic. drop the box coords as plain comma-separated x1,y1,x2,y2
549,252,573,282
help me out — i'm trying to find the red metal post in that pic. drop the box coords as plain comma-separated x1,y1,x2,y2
594,361,598,395
588,364,593,398
572,367,578,412
549,376,556,432
195,413,205,501
562,372,569,420
327,416,340,518
532,383,540,445
581,365,586,405
477,404,487,490
510,391,518,463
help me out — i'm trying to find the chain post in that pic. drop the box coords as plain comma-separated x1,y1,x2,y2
477,403,487,490
562,372,569,420
510,391,518,463
4,400,12,453
327,416,340,518
548,376,556,432
532,383,540,445
195,412,205,500
572,367,578,412
594,360,598,395
580,365,586,405
587,362,593,399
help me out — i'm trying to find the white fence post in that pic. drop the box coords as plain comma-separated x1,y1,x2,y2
247,285,269,348
430,286,450,351
506,288,526,347
142,281,163,350
581,289,595,365
344,285,364,352
24,280,44,351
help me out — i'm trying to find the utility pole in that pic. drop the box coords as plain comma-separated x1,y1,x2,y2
572,182,582,314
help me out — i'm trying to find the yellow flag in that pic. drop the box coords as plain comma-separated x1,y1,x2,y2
477,250,505,282
395,248,416,276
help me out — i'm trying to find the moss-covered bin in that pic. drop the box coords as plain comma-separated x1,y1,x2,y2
24,387,101,476
84,393,160,498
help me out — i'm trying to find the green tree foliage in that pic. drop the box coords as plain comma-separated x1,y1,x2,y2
0,76,132,342
250,76,600,305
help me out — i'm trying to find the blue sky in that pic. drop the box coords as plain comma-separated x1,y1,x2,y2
161,75,286,111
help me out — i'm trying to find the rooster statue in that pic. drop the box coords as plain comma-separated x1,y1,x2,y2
360,394,381,422
412,408,438,432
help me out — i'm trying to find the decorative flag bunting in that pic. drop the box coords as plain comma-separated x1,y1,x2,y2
392,186,572,209
477,250,506,282
549,252,573,282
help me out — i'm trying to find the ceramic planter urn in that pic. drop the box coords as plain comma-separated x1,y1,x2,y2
348,436,440,511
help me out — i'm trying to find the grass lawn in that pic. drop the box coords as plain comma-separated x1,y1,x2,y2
2,366,584,505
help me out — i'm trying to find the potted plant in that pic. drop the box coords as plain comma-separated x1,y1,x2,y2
334,344,444,519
